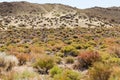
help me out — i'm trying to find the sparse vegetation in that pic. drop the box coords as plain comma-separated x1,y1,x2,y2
0,26,119,80
0,1,120,80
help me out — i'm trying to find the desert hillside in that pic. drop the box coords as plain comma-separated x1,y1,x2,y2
0,1,120,29
0,1,120,80
84,7,120,24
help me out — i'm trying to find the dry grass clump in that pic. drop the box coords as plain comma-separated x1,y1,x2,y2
0,70,41,80
0,52,19,71
53,69,82,80
7,51,31,65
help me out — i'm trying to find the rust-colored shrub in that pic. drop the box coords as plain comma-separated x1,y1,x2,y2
74,51,101,70
15,53,31,65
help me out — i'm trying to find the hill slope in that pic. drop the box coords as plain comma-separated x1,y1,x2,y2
84,7,120,25
0,1,119,29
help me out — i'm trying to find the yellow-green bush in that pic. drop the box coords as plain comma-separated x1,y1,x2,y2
54,69,82,80
50,66,63,77
100,52,120,65
88,62,112,80
109,66,120,80
55,56,62,64
107,57,120,65
56,52,64,58
33,55,55,74
110,47,120,58
65,56,74,64
71,43,82,49
61,45,78,57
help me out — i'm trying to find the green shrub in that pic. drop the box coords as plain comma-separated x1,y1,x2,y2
88,62,112,80
61,45,78,57
55,56,62,64
33,55,55,74
50,66,63,77
65,56,74,64
56,52,64,58
82,43,91,49
107,57,120,65
72,43,82,49
109,66,120,80
110,47,120,58
87,40,96,47
100,52,120,65
100,52,112,62
64,40,73,44
54,69,82,80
